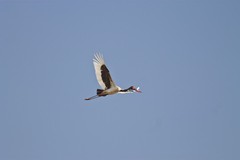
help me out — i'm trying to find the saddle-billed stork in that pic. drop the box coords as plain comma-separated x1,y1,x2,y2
85,53,141,100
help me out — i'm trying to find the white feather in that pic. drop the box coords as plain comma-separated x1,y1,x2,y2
93,53,106,89
93,53,117,89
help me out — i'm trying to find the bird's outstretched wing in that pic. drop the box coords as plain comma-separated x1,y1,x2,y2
93,53,116,89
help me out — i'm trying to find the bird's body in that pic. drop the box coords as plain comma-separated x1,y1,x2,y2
85,53,141,100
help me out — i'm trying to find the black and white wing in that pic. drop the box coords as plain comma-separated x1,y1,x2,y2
93,53,117,89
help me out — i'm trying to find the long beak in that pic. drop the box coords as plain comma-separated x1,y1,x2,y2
134,87,142,93
135,90,142,93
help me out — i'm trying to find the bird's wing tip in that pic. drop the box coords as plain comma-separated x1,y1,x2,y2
93,52,105,64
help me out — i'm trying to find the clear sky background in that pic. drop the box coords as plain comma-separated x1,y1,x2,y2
1,0,240,160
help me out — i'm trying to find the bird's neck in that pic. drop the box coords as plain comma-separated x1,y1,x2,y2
119,87,132,94
119,89,128,92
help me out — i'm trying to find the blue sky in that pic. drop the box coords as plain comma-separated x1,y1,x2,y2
0,0,240,160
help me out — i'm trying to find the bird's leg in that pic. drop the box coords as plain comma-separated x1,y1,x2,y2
84,95,100,100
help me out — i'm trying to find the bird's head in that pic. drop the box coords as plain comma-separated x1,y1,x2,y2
128,86,142,93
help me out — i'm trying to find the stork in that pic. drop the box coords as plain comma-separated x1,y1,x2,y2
85,53,141,100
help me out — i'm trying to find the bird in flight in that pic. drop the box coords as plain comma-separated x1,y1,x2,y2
85,53,141,100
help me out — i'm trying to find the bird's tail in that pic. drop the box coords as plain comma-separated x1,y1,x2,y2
84,89,106,100
97,89,104,95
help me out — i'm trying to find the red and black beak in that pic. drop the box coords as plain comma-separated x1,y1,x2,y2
133,86,142,93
